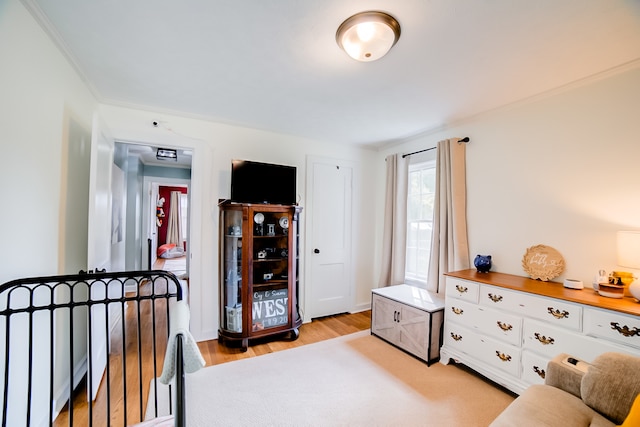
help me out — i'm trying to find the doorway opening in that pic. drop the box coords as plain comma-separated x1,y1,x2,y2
151,182,189,278
114,142,192,279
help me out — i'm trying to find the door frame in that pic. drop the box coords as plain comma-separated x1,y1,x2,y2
109,137,215,340
303,155,356,322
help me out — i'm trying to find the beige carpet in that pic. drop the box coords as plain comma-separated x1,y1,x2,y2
149,331,515,426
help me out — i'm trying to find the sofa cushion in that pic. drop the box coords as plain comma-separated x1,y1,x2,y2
581,352,640,424
490,384,614,427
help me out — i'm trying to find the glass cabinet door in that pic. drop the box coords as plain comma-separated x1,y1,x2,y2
221,208,243,333
251,210,291,332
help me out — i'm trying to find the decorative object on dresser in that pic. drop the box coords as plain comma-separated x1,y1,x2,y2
617,230,640,302
598,281,625,298
371,284,445,365
563,278,584,290
593,269,609,291
441,269,640,395
218,201,302,351
474,254,492,273
521,244,565,281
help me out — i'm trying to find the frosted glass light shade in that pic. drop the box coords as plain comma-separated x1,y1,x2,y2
336,11,401,62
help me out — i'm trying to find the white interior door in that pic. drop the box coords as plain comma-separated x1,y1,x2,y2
142,181,160,269
86,114,114,400
306,157,353,319
87,116,113,273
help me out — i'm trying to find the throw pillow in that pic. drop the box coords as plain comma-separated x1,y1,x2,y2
581,353,640,424
157,243,176,258
618,393,640,427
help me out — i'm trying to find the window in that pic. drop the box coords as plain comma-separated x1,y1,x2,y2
405,160,436,286
180,193,189,243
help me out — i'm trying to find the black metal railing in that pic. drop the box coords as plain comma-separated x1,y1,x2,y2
0,270,186,427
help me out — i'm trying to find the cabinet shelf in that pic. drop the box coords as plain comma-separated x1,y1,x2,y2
253,281,288,288
218,202,302,352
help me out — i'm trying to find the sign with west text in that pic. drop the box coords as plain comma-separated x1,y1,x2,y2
252,288,288,331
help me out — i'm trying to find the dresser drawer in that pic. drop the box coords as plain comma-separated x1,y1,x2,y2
476,306,523,346
523,319,583,359
522,318,623,363
480,284,582,331
521,350,549,386
446,293,522,346
446,299,479,326
584,307,640,350
444,323,480,356
446,278,479,303
477,334,521,378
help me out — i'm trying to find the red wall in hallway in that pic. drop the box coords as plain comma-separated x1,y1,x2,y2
157,186,188,247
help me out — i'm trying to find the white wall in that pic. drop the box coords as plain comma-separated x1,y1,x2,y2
377,63,640,288
0,1,98,425
0,0,97,281
99,104,379,340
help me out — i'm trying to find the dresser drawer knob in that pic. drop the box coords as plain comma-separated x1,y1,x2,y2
451,307,464,315
533,366,546,379
488,293,503,303
534,332,555,345
450,332,463,341
456,285,468,293
547,307,570,319
495,351,512,362
497,321,513,332
610,322,640,337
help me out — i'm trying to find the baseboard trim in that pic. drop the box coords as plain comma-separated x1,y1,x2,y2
350,301,371,314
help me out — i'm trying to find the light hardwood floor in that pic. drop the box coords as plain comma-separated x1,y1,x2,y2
198,310,372,366
53,279,371,427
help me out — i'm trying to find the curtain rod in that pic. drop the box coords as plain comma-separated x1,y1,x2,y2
401,137,470,158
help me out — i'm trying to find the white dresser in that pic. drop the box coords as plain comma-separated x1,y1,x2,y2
371,284,445,365
441,270,640,394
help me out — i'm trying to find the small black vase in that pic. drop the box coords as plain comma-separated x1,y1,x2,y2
474,255,492,273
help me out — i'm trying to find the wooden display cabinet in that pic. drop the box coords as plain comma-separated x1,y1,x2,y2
218,201,302,351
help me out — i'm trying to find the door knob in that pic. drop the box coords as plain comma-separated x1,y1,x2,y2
314,248,320,254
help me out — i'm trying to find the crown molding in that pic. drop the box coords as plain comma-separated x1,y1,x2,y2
20,0,103,102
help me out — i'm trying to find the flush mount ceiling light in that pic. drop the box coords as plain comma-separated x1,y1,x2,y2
156,148,177,161
336,11,401,62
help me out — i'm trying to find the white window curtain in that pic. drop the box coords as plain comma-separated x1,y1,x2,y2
166,191,183,246
427,138,470,293
378,153,409,287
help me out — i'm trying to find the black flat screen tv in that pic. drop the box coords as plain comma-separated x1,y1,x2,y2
231,160,297,205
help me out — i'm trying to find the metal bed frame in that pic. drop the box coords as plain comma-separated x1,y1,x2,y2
0,270,187,427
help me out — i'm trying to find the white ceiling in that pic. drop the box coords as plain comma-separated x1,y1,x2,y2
122,143,193,168
25,0,640,147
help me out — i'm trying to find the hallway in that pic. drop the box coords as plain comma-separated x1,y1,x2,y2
154,255,187,278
